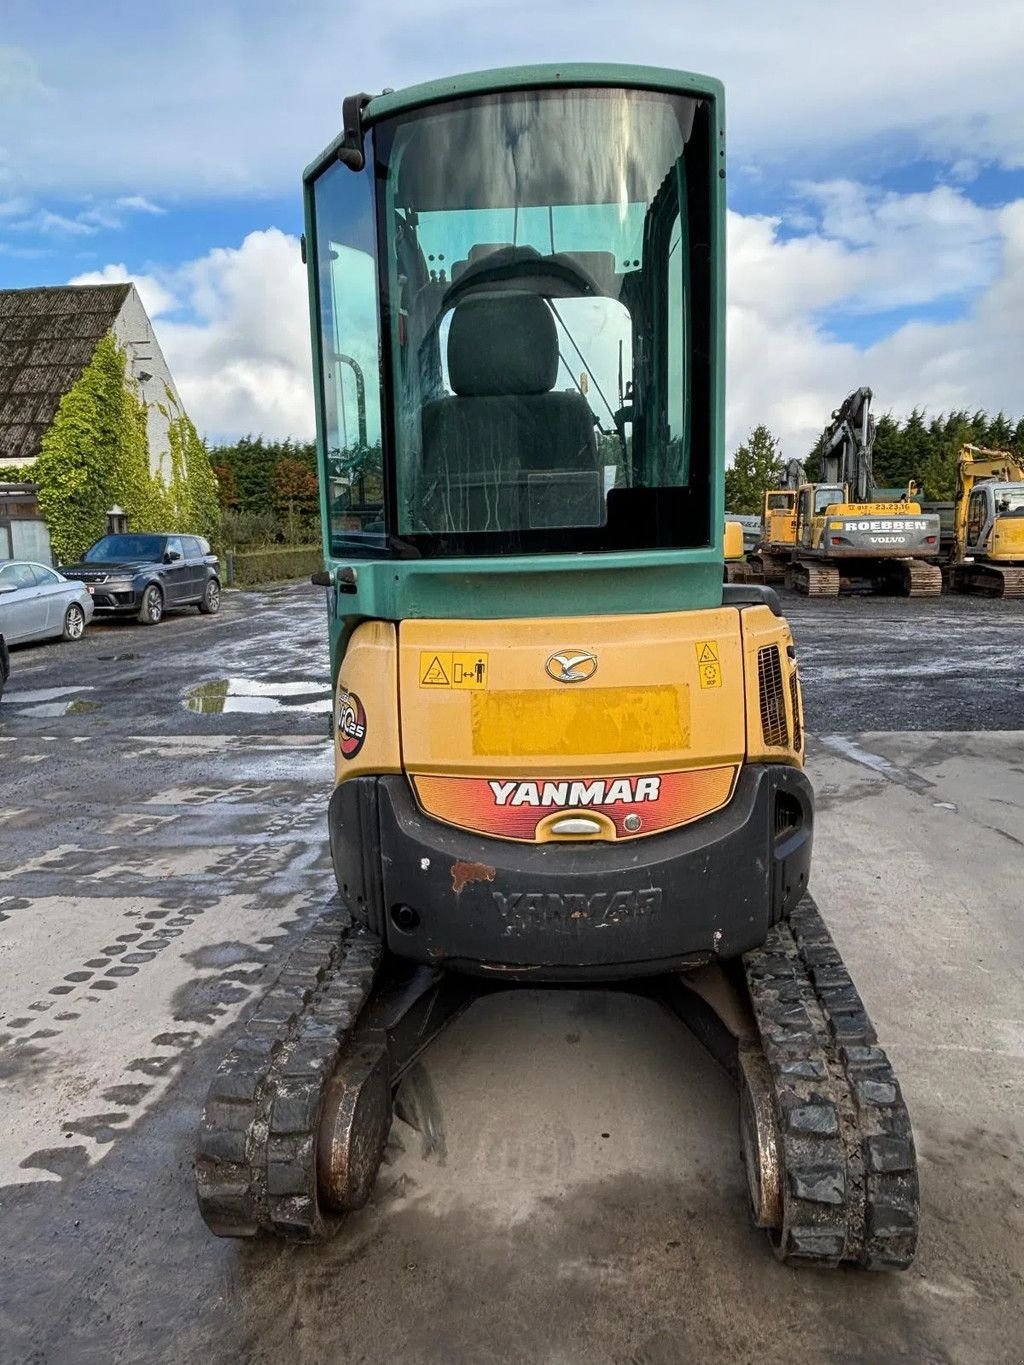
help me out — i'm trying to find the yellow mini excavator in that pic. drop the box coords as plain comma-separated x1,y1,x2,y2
946,444,1024,596
195,65,919,1269
754,390,942,597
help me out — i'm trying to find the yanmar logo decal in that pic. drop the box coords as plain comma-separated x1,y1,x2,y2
488,776,661,808
413,768,738,841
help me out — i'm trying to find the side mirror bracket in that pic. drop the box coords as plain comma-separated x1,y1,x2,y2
338,93,372,171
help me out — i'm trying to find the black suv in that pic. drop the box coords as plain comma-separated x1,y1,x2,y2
61,533,221,626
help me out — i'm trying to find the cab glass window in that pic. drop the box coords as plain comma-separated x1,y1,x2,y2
813,487,844,515
308,85,716,559
967,491,986,541
312,161,386,556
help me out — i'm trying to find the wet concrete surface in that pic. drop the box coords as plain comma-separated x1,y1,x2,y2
1,584,1022,1363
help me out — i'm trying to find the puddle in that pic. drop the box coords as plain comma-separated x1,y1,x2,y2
182,678,331,715
4,687,96,704
16,699,102,718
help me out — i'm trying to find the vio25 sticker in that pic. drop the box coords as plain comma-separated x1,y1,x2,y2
694,640,722,689
336,690,367,759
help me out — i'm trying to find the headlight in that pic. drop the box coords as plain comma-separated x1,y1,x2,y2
103,578,134,591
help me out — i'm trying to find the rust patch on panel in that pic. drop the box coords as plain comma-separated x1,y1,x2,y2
450,860,496,895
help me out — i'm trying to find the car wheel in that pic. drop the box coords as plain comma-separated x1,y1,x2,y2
63,603,86,641
138,584,164,625
198,578,221,615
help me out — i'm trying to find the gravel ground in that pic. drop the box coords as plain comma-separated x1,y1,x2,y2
783,589,1024,733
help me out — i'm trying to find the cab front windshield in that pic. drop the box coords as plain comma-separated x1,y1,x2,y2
994,488,1024,515
814,487,844,515
311,84,714,557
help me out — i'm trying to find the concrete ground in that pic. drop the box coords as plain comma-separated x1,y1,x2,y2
0,586,1021,1364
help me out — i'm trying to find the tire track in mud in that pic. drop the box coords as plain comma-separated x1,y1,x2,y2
0,756,337,1186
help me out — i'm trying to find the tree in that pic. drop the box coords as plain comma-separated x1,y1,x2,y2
725,425,783,514
211,463,240,510
206,435,317,513
272,456,319,542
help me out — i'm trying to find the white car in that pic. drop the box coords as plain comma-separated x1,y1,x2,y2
0,560,95,645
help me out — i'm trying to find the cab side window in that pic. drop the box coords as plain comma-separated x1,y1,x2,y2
165,537,185,562
967,491,986,544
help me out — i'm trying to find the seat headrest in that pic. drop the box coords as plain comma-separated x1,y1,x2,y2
447,293,558,397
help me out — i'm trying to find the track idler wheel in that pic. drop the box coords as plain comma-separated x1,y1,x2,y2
738,1048,783,1232
317,1046,392,1212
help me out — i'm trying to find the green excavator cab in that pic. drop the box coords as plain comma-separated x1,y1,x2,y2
301,66,727,667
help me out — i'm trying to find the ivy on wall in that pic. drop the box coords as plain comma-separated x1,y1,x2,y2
32,334,218,561
165,406,220,544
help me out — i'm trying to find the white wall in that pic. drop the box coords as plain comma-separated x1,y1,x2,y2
111,285,185,483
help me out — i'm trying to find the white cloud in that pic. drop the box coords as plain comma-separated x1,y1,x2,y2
72,186,1024,461
727,195,1024,458
153,229,314,442
67,263,177,320
26,209,98,237
1,3,1023,199
115,195,165,215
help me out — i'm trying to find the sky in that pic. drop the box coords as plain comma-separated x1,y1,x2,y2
1,0,1023,459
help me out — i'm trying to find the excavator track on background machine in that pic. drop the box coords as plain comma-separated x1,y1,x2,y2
196,65,919,1269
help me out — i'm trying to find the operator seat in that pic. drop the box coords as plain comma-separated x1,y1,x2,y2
419,291,599,532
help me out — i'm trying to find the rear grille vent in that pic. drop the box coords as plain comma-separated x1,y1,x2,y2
789,670,803,752
757,645,789,748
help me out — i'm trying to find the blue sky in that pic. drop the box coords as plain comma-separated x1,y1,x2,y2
2,0,1023,454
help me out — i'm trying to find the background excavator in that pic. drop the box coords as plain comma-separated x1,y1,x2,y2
945,444,1024,596
753,389,942,597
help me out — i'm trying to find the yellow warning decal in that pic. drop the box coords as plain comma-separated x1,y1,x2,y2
694,641,721,689
419,652,489,689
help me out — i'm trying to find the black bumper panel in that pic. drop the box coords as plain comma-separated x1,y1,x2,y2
329,765,813,980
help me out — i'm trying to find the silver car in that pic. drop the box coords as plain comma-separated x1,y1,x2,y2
0,560,94,645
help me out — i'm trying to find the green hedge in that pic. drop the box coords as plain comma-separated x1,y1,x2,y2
227,544,322,586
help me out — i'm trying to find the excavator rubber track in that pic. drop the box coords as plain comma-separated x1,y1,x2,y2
901,560,943,597
740,895,919,1269
950,563,1024,598
197,896,919,1269
195,909,382,1241
787,561,840,596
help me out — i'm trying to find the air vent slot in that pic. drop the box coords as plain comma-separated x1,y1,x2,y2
789,669,802,752
757,645,789,748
